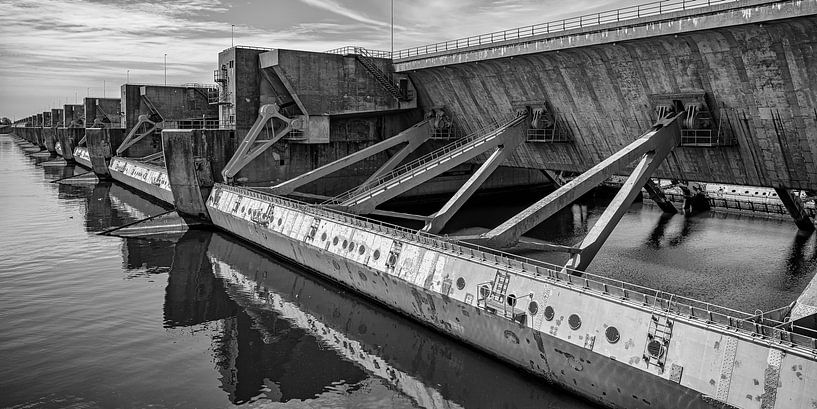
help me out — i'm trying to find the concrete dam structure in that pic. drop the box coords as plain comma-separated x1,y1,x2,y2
396,0,817,192
5,0,817,408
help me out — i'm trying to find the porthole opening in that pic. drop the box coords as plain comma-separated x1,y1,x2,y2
358,245,366,255
507,294,517,307
544,306,555,321
479,285,490,297
373,249,381,260
568,314,582,330
277,218,283,226
321,232,327,242
348,242,355,252
528,301,539,315
333,237,339,246
605,326,620,344
342,240,348,249
456,277,466,290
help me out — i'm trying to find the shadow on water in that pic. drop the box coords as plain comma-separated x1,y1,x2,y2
164,230,597,408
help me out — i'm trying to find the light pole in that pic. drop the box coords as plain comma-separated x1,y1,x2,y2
103,80,106,97
127,69,130,83
164,54,167,85
231,24,235,47
391,0,394,56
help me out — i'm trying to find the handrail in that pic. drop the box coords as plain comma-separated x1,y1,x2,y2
325,46,393,59
326,113,526,205
393,0,759,60
225,184,817,351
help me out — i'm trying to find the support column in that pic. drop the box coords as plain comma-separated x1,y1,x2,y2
163,129,214,222
270,120,431,195
58,128,79,162
643,179,678,214
423,137,523,233
86,128,118,178
774,187,815,232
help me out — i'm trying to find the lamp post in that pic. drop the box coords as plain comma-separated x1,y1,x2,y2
164,54,167,85
127,69,130,83
232,24,235,47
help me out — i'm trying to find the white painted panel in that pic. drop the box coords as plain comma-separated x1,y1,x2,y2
414,250,438,287
397,245,421,281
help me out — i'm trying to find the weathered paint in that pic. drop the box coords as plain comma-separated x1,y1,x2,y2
108,157,173,205
205,183,817,409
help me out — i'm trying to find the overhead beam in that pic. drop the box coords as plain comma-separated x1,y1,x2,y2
270,120,431,195
479,113,684,249
116,115,158,156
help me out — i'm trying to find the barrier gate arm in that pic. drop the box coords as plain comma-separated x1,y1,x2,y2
478,112,684,251
116,114,159,156
221,104,300,183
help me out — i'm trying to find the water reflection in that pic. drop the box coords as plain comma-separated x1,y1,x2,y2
644,213,696,248
198,232,594,408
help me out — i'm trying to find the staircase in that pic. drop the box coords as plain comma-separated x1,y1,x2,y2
353,48,410,101
326,113,527,210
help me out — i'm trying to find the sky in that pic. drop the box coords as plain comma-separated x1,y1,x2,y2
0,0,634,120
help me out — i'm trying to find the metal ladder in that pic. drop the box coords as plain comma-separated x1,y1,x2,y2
354,49,409,101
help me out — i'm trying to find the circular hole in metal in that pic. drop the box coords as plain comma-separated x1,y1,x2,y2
544,306,555,321
348,242,355,252
321,232,327,242
358,245,366,255
333,237,339,246
605,326,620,344
528,301,539,315
387,253,397,265
456,277,466,290
568,314,582,330
507,294,517,307
342,239,348,249
647,339,664,359
373,249,381,260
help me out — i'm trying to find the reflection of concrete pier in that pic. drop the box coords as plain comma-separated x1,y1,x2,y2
206,232,588,408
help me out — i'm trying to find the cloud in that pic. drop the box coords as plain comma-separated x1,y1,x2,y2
295,0,392,29
0,0,617,118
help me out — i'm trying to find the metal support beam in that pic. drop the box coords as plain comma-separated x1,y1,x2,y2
774,187,815,232
116,114,158,156
423,131,524,234
565,145,675,271
221,104,301,183
361,124,432,186
643,179,678,214
270,120,431,195
334,114,528,214
478,113,683,249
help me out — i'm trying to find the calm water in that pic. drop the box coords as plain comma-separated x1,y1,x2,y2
1,133,815,408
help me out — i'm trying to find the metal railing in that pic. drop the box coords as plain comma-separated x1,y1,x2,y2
326,113,526,205
325,46,393,59
393,0,750,60
680,128,735,146
225,184,817,352
163,119,230,130
527,127,571,143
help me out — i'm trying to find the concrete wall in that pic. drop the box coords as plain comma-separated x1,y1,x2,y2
63,104,84,127
51,109,64,127
401,0,817,190
120,84,218,130
42,111,51,127
261,49,415,116
84,97,122,127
